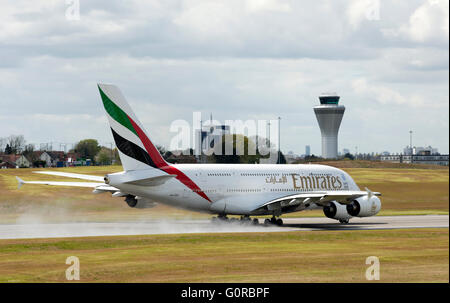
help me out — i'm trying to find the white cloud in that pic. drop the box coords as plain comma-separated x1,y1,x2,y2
246,0,291,12
347,0,380,29
350,78,434,108
173,2,236,38
382,0,449,44
404,0,449,43
0,0,448,154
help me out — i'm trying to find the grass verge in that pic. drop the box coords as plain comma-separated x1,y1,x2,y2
0,228,448,282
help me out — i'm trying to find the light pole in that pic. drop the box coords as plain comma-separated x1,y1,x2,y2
255,122,258,156
199,119,203,163
278,117,281,164
409,130,413,149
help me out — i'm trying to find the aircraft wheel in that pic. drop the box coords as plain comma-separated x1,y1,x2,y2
276,218,283,226
252,218,259,225
217,215,228,223
212,217,224,224
240,216,251,225
264,219,271,226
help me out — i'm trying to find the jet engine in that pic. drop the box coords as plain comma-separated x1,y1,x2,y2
323,201,351,221
346,195,381,217
124,195,157,209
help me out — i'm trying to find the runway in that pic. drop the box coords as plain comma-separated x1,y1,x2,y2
0,215,447,239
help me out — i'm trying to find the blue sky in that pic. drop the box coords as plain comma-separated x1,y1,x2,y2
0,0,448,155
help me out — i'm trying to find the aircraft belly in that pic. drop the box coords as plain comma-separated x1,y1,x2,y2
115,183,210,212
210,193,273,215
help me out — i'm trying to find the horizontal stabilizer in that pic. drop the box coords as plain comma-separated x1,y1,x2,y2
18,180,106,188
33,171,105,182
16,176,119,193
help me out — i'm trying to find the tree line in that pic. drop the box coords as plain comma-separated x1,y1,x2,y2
1,135,120,166
1,134,286,165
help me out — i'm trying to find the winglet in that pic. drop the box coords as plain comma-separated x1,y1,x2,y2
16,176,25,189
364,187,382,197
364,187,373,198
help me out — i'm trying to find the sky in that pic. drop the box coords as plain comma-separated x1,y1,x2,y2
0,0,448,155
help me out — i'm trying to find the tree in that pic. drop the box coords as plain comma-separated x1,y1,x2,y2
276,151,287,164
4,144,12,154
156,145,166,155
7,135,25,154
343,152,355,160
113,148,121,165
0,137,6,153
156,145,174,161
23,144,39,164
73,139,101,162
95,147,112,165
212,134,264,164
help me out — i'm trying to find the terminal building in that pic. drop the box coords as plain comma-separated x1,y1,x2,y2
381,146,448,166
195,122,230,162
403,145,439,156
313,93,345,159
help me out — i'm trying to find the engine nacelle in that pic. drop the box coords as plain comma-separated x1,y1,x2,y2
346,196,381,217
323,201,351,221
124,195,157,209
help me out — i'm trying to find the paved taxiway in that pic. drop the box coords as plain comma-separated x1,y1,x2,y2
0,215,447,239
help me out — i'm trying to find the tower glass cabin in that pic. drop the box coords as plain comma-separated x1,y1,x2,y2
313,93,345,159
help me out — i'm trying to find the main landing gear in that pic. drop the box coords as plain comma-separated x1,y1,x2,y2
211,215,260,226
264,217,283,226
211,214,228,223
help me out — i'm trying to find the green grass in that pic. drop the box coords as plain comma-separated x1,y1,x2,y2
0,228,447,282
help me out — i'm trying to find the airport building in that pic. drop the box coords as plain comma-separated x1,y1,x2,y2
381,153,449,166
313,93,345,159
305,145,311,157
403,145,439,156
381,145,448,166
195,123,230,162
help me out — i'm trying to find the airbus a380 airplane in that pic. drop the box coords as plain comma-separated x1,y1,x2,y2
17,84,381,226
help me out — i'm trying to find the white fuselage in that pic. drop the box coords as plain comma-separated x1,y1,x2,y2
111,163,360,215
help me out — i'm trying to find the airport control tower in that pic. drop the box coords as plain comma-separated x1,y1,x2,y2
313,93,345,159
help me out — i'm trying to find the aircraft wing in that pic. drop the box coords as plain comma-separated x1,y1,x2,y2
252,190,381,213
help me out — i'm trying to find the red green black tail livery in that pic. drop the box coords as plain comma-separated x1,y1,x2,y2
97,84,211,202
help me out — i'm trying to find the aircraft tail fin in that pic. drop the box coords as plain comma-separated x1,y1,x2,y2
97,83,169,171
